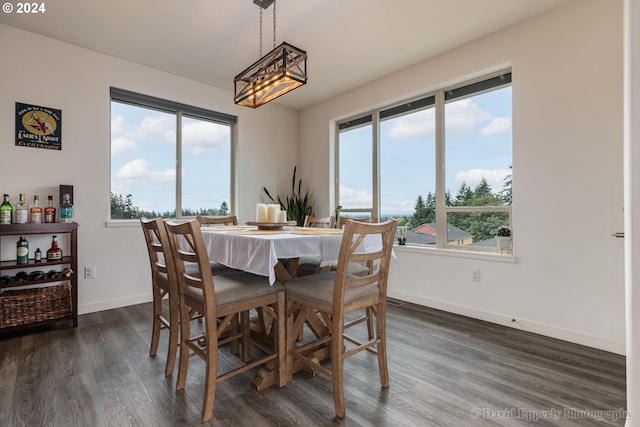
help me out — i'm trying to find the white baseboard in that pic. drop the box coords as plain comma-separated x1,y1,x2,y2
387,289,625,355
78,292,152,316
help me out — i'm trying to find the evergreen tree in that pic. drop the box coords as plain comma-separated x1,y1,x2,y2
501,165,513,205
454,182,474,205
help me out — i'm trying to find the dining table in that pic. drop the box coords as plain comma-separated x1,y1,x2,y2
199,224,345,284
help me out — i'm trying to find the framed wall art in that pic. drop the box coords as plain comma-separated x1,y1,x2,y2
15,102,62,150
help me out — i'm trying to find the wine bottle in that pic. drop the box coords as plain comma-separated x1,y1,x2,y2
60,267,73,278
46,235,63,261
16,236,29,264
0,194,12,225
44,195,56,223
59,193,73,223
15,271,28,283
46,269,59,279
15,193,28,224
30,195,42,223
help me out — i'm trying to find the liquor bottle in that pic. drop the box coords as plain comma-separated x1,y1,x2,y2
0,194,12,224
15,193,29,224
60,193,73,223
44,195,56,223
34,248,42,262
16,236,29,264
30,195,42,223
46,235,63,261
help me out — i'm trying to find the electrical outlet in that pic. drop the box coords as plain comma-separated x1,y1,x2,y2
84,265,96,279
471,268,481,282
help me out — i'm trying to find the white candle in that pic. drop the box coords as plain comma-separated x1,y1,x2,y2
267,204,280,223
277,210,287,223
256,203,268,222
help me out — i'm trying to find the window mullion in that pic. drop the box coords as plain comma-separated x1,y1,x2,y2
435,91,446,247
372,111,380,220
176,112,182,218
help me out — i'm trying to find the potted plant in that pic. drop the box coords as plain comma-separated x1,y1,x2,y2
398,225,408,245
263,166,314,226
495,226,512,251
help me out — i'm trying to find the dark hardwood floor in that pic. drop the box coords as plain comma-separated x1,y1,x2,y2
0,299,627,426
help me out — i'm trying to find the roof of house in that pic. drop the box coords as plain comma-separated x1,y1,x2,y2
403,223,472,244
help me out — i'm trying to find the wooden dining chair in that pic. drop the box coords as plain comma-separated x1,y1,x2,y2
164,219,286,422
296,215,336,277
285,219,397,418
140,218,180,377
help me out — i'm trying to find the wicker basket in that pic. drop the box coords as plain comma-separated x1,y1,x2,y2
0,283,72,329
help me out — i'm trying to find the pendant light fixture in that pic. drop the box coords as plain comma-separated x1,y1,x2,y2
234,0,307,108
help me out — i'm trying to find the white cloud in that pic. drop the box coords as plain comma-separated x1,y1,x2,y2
386,109,434,139
111,136,138,156
182,120,229,155
445,99,491,138
454,168,511,192
134,114,175,143
116,159,175,184
110,113,175,158
385,99,493,140
339,184,372,208
481,117,511,136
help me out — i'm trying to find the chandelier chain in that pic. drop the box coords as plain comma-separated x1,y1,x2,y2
273,0,277,49
259,7,263,57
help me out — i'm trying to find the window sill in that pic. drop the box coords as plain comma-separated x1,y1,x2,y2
393,243,515,263
105,220,140,228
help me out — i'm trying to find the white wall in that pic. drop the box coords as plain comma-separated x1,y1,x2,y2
0,24,299,314
299,0,625,353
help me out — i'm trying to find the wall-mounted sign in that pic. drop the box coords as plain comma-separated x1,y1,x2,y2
15,102,62,150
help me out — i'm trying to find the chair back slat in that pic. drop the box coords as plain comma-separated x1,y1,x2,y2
337,216,379,229
303,215,335,228
165,220,217,310
197,215,238,226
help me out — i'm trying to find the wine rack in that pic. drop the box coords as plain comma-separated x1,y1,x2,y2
0,223,78,332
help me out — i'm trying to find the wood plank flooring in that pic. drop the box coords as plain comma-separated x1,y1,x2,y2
0,299,627,426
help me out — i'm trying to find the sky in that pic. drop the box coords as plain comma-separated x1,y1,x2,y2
110,102,230,214
339,86,512,214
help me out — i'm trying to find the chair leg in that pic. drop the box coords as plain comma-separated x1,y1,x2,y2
331,319,346,418
376,302,390,388
241,310,251,362
201,313,218,423
164,313,180,377
230,313,240,355
285,299,298,385
149,288,163,357
366,306,375,339
176,303,191,391
274,292,286,387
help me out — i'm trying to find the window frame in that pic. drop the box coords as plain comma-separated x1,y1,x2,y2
335,70,512,253
109,87,237,222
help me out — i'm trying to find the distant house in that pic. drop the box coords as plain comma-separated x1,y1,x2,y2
404,223,473,246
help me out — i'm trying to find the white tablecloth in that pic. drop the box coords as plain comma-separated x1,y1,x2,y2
200,227,344,284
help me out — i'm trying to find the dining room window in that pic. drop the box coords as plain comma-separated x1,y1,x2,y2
336,70,512,252
110,88,236,220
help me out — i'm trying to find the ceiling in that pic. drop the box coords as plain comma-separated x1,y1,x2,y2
0,0,570,110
